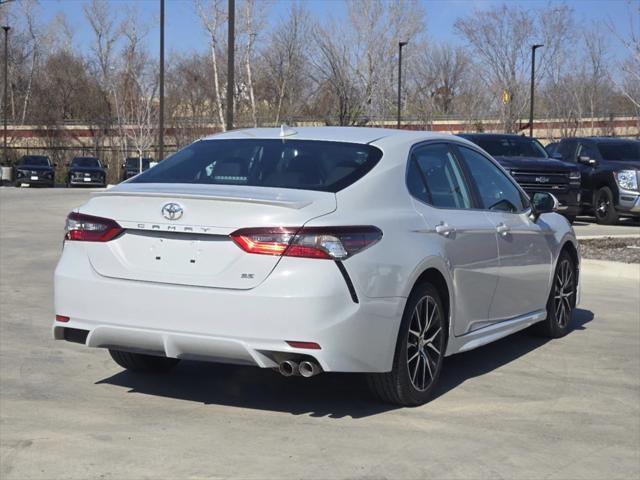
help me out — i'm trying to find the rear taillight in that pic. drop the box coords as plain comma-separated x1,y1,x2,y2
230,226,382,260
65,212,123,242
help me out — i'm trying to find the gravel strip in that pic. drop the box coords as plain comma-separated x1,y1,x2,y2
579,237,640,264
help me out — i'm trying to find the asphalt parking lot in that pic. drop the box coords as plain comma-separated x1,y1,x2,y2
1,188,639,479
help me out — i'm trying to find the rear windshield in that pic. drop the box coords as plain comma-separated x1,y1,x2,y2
469,137,548,158
125,158,151,169
597,142,640,161
71,157,101,168
19,156,50,166
130,139,383,192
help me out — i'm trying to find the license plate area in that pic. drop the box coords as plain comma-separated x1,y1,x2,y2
31,176,38,180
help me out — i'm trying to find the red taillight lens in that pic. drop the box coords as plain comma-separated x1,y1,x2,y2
286,341,321,350
230,226,382,260
55,315,70,322
65,212,123,242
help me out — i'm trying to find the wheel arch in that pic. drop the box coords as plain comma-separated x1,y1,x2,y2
404,265,452,347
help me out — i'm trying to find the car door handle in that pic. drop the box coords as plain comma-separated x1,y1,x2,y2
496,223,510,236
435,223,455,237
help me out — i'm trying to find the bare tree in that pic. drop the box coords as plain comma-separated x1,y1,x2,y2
113,9,158,167
196,0,227,130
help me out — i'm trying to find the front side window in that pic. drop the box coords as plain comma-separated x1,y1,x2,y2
577,143,599,160
407,143,472,209
456,146,526,213
72,158,101,168
130,139,383,192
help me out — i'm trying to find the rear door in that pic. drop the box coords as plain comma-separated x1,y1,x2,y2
454,145,553,321
408,142,501,336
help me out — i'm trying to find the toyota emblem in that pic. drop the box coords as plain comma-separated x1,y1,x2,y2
161,202,184,221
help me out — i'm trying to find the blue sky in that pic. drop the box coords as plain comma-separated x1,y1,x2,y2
32,0,636,61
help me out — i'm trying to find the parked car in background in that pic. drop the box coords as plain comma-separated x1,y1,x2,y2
457,133,582,223
54,127,580,407
13,155,56,187
66,157,107,188
121,157,153,181
552,137,640,224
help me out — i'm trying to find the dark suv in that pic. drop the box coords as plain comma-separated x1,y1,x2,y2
121,157,153,181
13,155,56,187
66,157,107,187
457,134,582,222
553,137,639,224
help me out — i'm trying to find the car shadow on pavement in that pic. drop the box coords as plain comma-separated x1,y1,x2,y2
96,309,593,418
431,308,594,401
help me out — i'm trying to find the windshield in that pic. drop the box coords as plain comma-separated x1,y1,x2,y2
71,157,101,168
471,137,548,158
19,156,50,167
125,158,151,169
597,142,640,161
130,139,383,192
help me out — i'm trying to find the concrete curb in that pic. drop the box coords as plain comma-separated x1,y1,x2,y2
581,258,640,281
577,234,640,240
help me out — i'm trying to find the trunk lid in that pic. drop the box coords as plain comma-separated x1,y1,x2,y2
80,183,336,289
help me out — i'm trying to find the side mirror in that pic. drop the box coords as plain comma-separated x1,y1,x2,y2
531,192,559,221
103,164,108,169
578,155,597,166
552,152,562,160
53,163,58,167
65,162,70,167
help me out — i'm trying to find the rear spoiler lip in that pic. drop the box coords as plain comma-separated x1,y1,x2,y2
91,189,314,210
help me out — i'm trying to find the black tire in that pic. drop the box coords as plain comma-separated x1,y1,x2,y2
109,349,180,373
367,283,446,406
594,186,618,225
534,250,576,338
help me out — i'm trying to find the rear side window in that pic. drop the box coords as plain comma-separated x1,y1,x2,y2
456,146,526,213
131,139,383,192
597,141,640,161
407,143,472,209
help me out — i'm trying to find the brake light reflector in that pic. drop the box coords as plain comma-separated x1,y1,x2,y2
65,212,123,242
286,341,321,350
230,226,382,260
55,315,70,322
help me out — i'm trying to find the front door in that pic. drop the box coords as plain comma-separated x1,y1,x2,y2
454,144,553,321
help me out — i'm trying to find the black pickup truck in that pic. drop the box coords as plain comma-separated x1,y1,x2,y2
457,133,582,223
552,137,639,224
13,155,56,187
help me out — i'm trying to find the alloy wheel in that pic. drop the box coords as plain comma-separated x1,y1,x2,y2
406,295,443,392
596,193,610,218
553,259,574,328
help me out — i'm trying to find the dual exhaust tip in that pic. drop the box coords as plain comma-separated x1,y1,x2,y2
278,359,321,378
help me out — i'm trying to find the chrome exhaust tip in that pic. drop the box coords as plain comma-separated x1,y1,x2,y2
278,360,299,377
299,360,321,378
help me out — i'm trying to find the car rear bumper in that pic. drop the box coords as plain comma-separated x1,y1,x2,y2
53,242,404,373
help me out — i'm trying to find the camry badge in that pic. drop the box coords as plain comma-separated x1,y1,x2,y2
161,202,184,221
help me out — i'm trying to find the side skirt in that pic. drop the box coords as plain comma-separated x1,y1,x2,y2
445,309,547,356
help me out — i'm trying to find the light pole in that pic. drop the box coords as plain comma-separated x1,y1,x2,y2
397,41,408,128
226,0,235,131
529,44,543,137
158,0,165,160
3,26,10,166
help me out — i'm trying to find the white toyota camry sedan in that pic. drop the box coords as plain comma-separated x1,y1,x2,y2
53,127,579,406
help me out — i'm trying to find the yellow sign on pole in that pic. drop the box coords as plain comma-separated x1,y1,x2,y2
502,89,510,105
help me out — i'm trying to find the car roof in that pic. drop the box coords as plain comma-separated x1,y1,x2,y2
457,133,533,140
203,126,460,147
564,137,639,143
